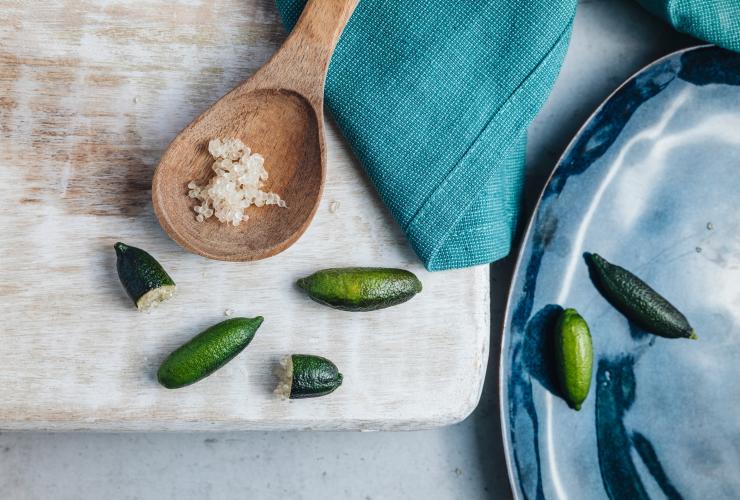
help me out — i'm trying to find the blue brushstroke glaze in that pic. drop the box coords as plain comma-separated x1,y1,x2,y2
678,46,740,86
595,356,649,500
595,354,682,500
546,60,675,197
632,432,684,500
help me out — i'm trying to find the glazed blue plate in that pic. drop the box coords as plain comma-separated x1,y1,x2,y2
500,45,740,500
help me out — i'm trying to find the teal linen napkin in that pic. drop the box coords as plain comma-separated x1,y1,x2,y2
638,0,740,52
276,0,576,270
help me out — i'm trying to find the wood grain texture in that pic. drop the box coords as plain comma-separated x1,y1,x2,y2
0,0,490,431
152,0,359,261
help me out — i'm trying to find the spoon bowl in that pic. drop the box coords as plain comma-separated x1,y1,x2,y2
152,0,358,261
153,90,322,261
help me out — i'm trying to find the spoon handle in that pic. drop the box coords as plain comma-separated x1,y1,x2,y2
252,0,359,104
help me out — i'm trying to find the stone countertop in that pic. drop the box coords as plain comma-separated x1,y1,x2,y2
0,1,695,498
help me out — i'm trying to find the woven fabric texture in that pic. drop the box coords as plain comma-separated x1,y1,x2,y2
638,0,740,52
276,0,576,270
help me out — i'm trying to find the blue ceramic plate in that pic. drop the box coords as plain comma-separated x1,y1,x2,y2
500,45,740,500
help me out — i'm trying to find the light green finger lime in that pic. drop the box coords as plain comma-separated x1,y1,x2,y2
555,308,593,411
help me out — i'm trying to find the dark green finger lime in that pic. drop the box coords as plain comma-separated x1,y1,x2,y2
114,242,176,311
157,317,263,389
587,253,697,339
275,354,343,399
297,267,422,312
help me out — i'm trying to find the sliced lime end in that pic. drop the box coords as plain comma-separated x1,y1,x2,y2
136,285,176,311
273,355,294,400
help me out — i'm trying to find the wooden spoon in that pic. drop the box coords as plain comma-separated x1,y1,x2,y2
152,0,359,261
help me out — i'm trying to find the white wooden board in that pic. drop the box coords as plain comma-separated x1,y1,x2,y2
0,0,489,430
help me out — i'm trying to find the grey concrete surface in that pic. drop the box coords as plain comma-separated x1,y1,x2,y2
0,1,694,499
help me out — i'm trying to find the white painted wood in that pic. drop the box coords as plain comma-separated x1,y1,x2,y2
0,0,489,430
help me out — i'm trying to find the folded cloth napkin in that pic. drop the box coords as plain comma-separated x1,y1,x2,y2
276,0,576,270
638,0,740,52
